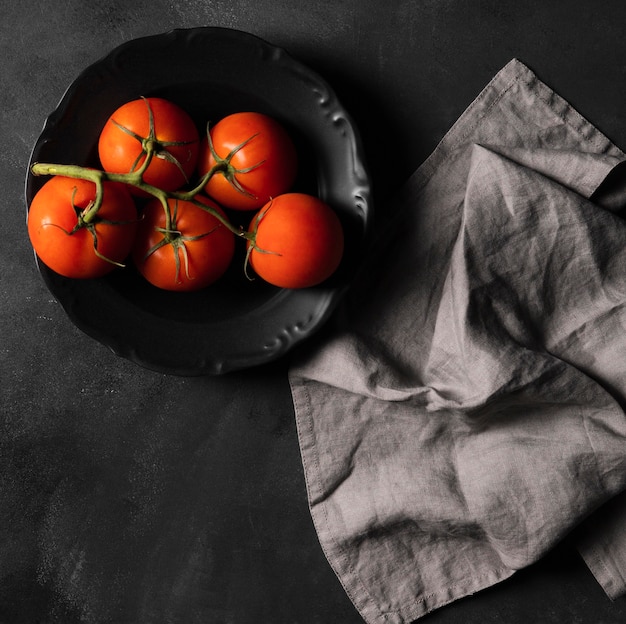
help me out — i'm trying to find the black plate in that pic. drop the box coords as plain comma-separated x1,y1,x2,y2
24,27,371,376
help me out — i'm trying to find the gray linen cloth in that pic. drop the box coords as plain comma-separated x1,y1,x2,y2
288,59,626,623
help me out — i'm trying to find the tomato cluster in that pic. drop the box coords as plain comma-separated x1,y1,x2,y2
27,97,345,291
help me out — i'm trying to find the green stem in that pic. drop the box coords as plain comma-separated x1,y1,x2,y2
30,117,264,240
30,160,243,237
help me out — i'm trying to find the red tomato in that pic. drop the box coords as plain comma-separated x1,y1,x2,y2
27,176,138,279
197,112,298,211
98,97,199,193
247,193,344,289
132,195,235,291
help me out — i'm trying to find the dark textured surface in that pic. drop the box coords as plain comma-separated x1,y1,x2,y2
3,1,626,623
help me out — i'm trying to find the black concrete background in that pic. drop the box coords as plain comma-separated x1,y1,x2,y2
3,1,626,622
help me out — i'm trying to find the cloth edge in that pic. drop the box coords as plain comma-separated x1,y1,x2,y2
402,59,624,201
577,492,626,600
410,58,534,189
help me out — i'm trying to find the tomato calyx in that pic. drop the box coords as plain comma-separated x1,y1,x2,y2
42,188,136,268
82,221,128,268
142,198,222,285
242,199,281,281
204,122,265,201
111,97,196,184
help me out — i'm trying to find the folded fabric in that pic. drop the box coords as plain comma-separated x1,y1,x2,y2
288,59,626,623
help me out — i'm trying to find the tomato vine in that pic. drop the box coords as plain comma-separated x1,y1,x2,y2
28,99,342,289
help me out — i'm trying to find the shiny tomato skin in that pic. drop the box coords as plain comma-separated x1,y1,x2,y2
248,193,344,289
27,176,138,279
132,196,235,292
98,97,199,193
197,112,298,211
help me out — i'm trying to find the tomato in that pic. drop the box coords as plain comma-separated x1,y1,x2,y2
247,193,344,289
98,97,200,193
132,195,235,291
27,176,138,279
197,112,298,211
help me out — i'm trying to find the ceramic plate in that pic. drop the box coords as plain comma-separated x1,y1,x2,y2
25,27,371,375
